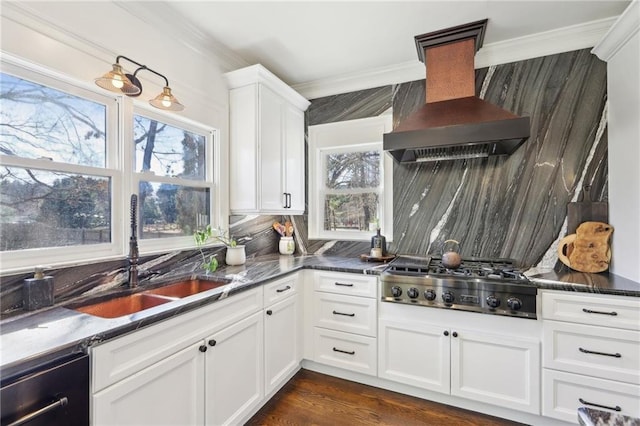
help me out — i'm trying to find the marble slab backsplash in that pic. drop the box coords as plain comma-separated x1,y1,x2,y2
0,48,608,314
301,48,609,268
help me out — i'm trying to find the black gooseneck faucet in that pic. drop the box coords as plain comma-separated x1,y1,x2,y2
128,194,139,288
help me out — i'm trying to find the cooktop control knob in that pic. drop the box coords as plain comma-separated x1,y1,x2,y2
442,291,455,304
486,295,501,309
391,286,402,298
407,287,419,299
507,297,522,311
424,289,437,301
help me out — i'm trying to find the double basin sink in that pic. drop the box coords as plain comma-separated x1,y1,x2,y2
74,279,228,319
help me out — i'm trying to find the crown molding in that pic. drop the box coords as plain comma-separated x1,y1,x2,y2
292,61,425,101
225,64,310,110
476,16,618,68
114,2,248,72
592,0,639,61
293,16,619,100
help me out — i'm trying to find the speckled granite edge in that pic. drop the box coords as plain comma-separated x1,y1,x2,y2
578,407,640,426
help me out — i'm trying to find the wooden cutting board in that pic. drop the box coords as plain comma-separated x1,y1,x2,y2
567,185,608,235
558,221,613,273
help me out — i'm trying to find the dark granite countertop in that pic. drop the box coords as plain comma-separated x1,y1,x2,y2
3,254,638,380
578,407,640,426
0,254,387,379
527,264,640,297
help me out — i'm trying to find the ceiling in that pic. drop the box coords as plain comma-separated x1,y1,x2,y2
162,1,630,95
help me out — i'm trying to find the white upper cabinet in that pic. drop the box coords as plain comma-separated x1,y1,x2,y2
226,64,310,214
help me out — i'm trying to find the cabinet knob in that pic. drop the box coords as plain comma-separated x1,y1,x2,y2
452,331,458,338
199,345,207,353
266,310,273,315
208,339,217,347
443,330,449,336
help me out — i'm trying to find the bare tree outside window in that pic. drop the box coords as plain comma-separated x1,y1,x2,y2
132,114,210,239
0,72,111,251
323,150,380,231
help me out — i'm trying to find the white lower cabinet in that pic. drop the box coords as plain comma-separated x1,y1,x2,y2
378,318,450,393
543,369,640,422
264,274,302,396
313,327,377,375
541,290,640,423
205,311,264,426
310,270,378,376
93,341,205,425
450,328,540,413
378,305,540,415
90,288,264,426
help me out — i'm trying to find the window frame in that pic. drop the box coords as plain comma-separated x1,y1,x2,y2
0,57,123,272
0,55,222,274
308,114,393,241
130,106,219,254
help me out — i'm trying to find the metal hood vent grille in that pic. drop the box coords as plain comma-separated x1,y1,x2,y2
384,20,530,163
415,145,490,163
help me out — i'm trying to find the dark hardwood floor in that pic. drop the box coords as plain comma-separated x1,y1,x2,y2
246,369,525,426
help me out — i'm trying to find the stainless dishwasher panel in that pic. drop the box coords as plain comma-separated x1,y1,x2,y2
1,352,89,426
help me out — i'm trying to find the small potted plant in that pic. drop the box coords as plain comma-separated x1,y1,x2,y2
194,225,245,267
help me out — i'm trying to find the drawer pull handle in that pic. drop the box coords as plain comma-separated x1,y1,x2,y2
333,347,355,355
582,308,618,316
332,310,355,317
579,347,622,358
7,396,68,426
579,398,622,412
334,282,354,287
276,285,291,293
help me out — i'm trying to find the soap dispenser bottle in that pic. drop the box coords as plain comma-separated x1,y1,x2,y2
370,228,387,258
23,267,54,311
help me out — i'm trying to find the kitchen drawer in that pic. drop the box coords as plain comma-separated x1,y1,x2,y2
264,273,298,307
541,290,640,331
313,292,377,337
543,320,640,384
542,369,640,423
91,287,262,392
313,328,377,376
313,270,377,298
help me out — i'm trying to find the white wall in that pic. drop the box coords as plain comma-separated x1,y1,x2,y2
0,1,230,221
593,0,640,282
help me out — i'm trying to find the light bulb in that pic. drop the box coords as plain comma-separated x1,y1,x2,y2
161,97,172,108
112,75,124,89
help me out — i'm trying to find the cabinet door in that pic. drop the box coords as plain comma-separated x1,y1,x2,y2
93,342,205,426
205,311,264,426
229,84,259,212
265,295,299,395
450,328,540,414
258,85,286,212
283,103,305,213
378,318,450,393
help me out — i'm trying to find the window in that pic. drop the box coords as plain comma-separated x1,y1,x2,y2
0,61,120,270
308,115,393,241
132,110,216,252
0,56,220,273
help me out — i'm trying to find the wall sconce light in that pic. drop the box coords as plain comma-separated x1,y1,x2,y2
95,55,184,111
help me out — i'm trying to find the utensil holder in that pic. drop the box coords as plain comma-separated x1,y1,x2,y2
279,237,295,255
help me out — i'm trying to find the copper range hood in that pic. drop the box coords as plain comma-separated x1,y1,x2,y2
384,20,530,163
